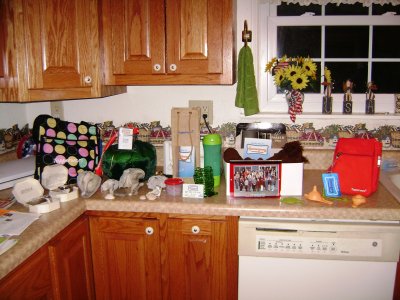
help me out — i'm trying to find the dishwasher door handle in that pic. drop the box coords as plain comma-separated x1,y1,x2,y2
256,227,297,233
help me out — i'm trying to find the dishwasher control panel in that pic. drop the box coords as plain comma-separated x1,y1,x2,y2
256,235,382,257
238,218,400,262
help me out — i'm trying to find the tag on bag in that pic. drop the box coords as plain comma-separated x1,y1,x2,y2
329,138,382,196
322,173,341,198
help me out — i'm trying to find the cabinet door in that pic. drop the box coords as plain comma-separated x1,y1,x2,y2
48,215,95,300
0,247,53,300
166,0,231,78
90,216,162,300
166,216,238,300
0,0,25,101
0,0,6,101
101,0,235,85
101,0,166,83
23,0,104,100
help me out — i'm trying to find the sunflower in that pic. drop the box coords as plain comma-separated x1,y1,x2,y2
302,59,317,77
324,66,332,83
285,65,302,80
273,68,286,87
290,73,309,90
265,57,278,72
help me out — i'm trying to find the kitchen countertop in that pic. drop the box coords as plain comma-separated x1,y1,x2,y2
1,169,399,280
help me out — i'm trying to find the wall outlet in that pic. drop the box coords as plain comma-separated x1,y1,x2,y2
189,100,213,124
50,101,64,119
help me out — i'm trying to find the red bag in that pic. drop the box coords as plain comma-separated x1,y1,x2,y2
329,138,382,196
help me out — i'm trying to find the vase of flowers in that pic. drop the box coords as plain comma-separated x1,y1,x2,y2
265,56,318,122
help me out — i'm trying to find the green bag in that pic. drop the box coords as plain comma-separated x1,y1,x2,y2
102,141,156,180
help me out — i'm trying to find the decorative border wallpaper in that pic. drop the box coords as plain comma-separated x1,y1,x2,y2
1,120,399,156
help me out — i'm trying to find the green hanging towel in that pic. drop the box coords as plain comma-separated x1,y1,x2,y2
235,46,259,116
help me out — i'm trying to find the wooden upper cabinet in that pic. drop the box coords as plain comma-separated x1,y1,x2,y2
101,0,236,85
25,0,96,91
102,0,166,80
0,0,6,101
0,0,126,102
0,0,22,102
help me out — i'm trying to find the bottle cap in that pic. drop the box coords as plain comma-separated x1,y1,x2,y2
203,134,222,145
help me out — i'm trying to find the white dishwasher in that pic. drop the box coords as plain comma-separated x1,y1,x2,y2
238,217,400,300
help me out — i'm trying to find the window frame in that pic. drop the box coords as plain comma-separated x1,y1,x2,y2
258,1,400,114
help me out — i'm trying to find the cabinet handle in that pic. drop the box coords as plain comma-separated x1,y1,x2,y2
169,64,177,72
153,64,161,72
191,225,200,234
145,227,154,235
84,76,92,84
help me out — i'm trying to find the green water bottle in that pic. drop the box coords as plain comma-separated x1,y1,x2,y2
203,134,222,187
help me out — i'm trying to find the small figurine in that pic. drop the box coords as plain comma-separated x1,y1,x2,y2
365,81,377,114
322,67,333,114
118,168,145,196
304,185,333,205
77,171,102,198
342,79,353,114
101,179,120,200
352,194,366,208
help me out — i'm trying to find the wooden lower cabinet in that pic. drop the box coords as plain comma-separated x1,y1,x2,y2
165,215,238,300
0,247,53,300
0,215,94,300
89,214,163,300
89,213,238,300
48,215,95,300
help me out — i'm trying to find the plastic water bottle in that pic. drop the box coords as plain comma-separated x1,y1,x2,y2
203,134,222,187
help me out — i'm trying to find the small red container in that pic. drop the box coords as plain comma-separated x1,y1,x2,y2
164,178,184,196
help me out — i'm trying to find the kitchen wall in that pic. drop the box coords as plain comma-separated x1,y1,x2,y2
0,103,29,128
23,85,242,128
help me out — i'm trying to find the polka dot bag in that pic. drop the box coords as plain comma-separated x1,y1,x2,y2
32,115,101,185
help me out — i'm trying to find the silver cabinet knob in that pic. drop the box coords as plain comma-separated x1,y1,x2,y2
169,64,177,71
191,225,200,234
145,226,154,235
153,64,161,71
84,76,92,84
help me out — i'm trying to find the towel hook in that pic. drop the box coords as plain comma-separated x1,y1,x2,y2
242,20,252,46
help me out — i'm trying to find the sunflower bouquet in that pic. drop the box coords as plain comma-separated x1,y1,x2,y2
265,56,318,122
265,56,318,91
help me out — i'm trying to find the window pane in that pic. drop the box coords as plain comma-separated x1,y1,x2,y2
325,26,369,58
373,26,400,58
278,26,321,58
326,62,368,94
372,4,400,15
372,62,400,93
278,2,321,16
325,3,368,15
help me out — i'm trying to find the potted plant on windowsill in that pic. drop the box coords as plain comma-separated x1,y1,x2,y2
265,56,319,122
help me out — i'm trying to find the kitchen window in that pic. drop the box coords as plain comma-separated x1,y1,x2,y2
258,1,400,113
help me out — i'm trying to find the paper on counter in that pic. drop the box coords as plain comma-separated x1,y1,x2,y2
0,209,40,236
0,236,18,256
